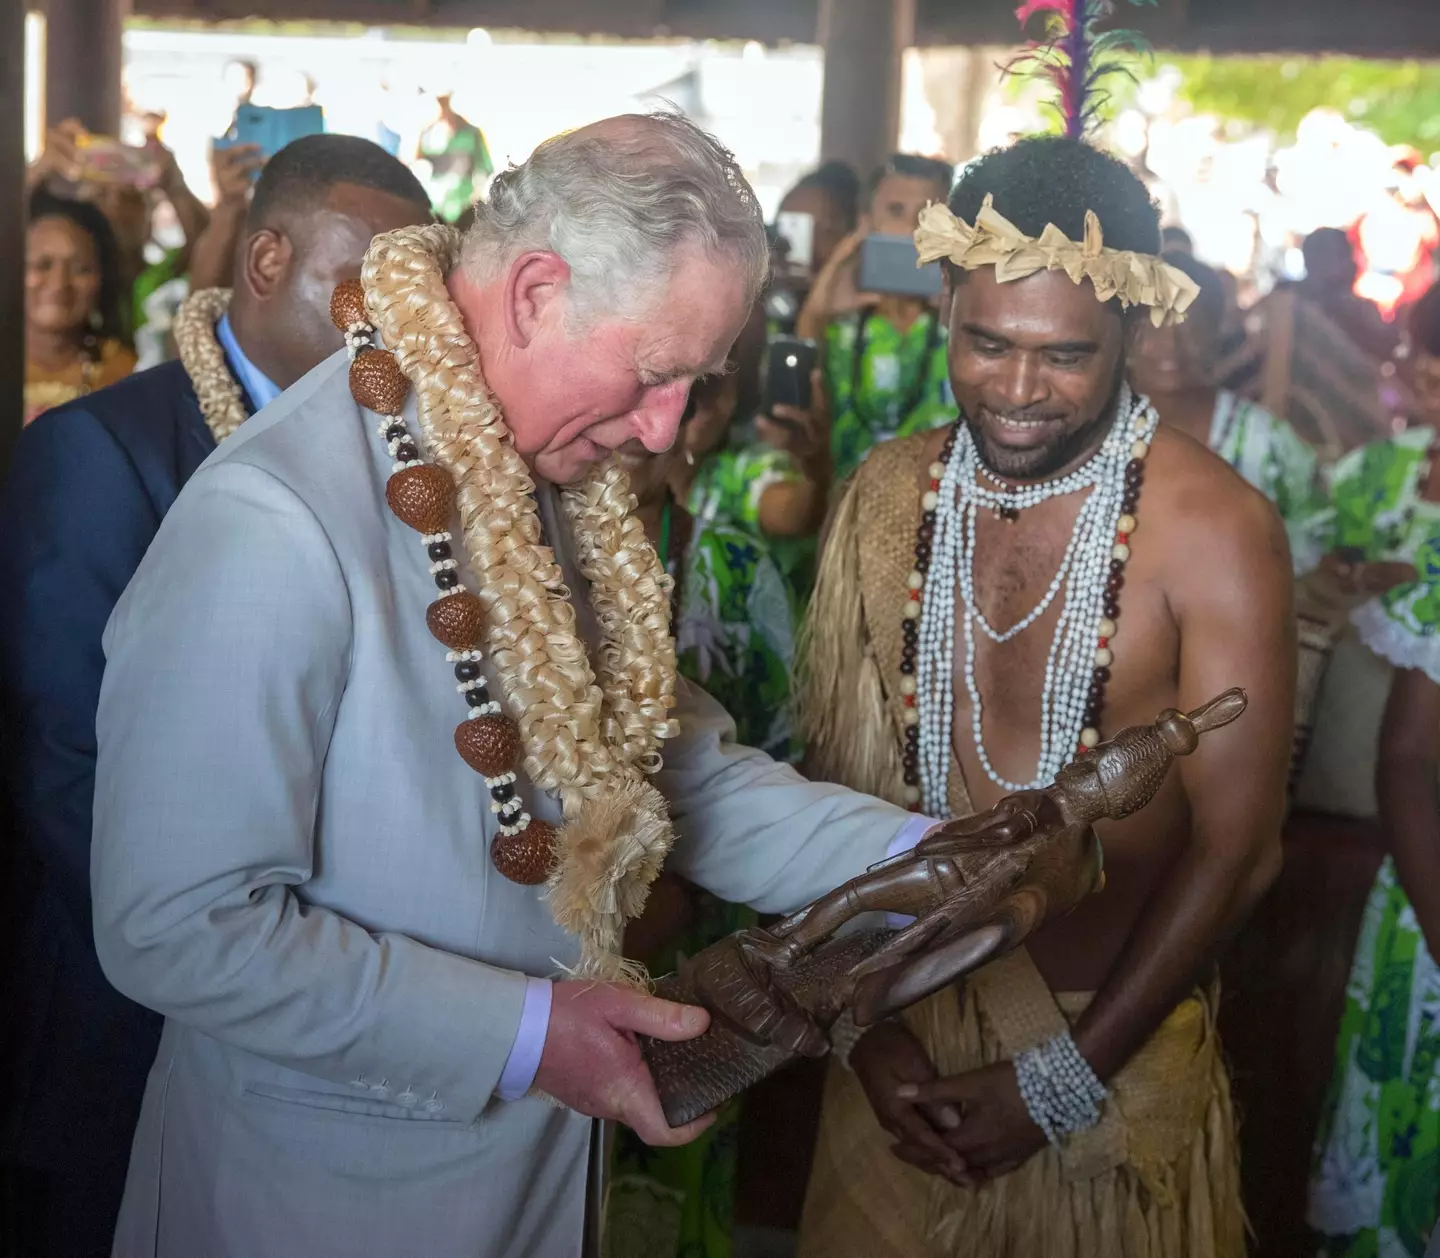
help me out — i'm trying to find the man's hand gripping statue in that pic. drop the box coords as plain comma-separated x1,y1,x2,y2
644,690,1247,1126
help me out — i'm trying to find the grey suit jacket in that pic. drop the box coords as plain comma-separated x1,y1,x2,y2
91,350,915,1258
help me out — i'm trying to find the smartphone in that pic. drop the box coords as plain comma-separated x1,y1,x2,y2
72,134,161,188
857,232,943,299
216,104,325,162
761,336,817,418
775,211,815,272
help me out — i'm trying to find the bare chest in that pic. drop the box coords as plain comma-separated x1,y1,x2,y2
939,499,1180,814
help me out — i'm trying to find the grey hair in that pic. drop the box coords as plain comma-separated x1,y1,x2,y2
461,112,769,328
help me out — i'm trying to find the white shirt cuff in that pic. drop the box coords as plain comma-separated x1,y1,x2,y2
886,814,941,928
495,976,552,1101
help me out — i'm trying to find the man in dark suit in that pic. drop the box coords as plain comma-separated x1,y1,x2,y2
0,134,429,1258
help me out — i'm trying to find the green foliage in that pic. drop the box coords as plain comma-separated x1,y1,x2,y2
1163,55,1440,152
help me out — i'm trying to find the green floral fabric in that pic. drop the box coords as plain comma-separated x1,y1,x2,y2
606,519,798,1258
1310,441,1440,1254
1310,856,1440,1258
686,444,815,602
1208,390,1330,574
1327,427,1440,566
824,310,956,484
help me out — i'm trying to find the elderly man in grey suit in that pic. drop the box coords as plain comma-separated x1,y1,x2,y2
91,114,938,1258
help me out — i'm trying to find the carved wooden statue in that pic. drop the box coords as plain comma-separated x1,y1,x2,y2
642,689,1247,1127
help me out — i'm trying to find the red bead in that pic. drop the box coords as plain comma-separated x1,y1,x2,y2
1117,533,1129,545
1097,637,1108,649
903,694,916,707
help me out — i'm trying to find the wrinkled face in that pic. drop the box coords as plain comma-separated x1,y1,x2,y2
870,172,948,236
26,216,102,337
496,250,752,485
947,266,1127,481
1128,306,1219,396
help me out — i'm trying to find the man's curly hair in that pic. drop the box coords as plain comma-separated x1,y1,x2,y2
949,135,1161,258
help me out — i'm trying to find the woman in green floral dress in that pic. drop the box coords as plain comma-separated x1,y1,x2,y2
1308,318,1440,1255
604,402,801,1258
795,154,957,485
1308,579,1440,1258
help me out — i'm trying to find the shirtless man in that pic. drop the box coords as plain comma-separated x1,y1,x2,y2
795,136,1295,1258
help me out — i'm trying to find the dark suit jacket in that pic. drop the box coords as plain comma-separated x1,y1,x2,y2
0,359,246,1172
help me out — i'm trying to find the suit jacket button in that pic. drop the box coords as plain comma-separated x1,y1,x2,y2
398,1091,418,1107
423,1099,444,1113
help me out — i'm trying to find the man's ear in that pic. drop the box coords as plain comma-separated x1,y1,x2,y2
242,228,293,303
502,251,572,348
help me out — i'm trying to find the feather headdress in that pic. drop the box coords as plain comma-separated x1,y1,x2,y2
1004,0,1156,139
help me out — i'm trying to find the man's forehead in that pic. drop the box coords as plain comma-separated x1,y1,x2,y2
954,268,1119,341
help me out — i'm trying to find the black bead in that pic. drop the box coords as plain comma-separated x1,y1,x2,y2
490,781,515,804
454,661,481,682
1109,559,1125,575
435,570,459,590
465,687,491,708
1093,666,1112,684
903,767,919,786
428,541,453,562
396,442,420,463
900,659,915,675
385,423,408,443
1103,602,1120,620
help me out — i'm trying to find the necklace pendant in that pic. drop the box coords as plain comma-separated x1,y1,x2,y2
998,505,1020,523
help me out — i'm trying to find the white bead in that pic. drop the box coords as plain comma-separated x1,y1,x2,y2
1094,647,1114,667
1130,440,1149,460
929,462,946,480
1111,542,1131,563
1080,727,1100,749
1097,617,1117,638
903,785,921,805
907,570,924,591
921,490,939,512
1117,514,1136,535
898,674,917,696
902,707,920,727
903,599,922,620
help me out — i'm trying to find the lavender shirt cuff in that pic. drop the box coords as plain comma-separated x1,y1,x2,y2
495,976,552,1101
886,814,942,928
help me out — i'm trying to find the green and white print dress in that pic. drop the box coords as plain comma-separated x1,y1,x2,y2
1207,389,1330,574
1309,578,1440,1258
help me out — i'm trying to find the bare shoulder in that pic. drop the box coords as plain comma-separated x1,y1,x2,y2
1141,425,1292,602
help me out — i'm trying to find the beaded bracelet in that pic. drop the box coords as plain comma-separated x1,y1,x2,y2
1013,1030,1108,1148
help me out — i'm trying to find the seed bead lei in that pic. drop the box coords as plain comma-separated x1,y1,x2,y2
330,279,558,886
901,384,1156,809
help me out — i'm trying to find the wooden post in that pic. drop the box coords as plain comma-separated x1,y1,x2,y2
45,0,129,136
817,0,915,181
1,0,28,471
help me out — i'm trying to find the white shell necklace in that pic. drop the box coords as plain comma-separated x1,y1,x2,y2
913,385,1158,806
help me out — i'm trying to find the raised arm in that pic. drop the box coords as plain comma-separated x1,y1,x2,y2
1071,485,1293,1082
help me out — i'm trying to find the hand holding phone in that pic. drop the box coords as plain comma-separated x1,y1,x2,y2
856,233,943,299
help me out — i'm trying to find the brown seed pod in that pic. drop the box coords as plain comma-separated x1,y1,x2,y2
386,464,455,534
426,591,484,651
455,715,521,778
491,820,558,886
350,347,410,415
330,279,369,332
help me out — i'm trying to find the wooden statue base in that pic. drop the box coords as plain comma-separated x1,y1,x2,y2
642,927,894,1128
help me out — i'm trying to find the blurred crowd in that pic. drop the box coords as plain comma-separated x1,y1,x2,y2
14,74,1440,1256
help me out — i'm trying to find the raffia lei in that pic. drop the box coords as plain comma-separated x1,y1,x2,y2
346,223,678,983
172,287,250,441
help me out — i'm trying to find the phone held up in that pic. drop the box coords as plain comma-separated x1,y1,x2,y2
214,105,326,174
857,232,944,299
761,336,818,427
